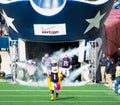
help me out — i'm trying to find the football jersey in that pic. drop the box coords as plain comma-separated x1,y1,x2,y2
61,59,71,68
51,72,59,83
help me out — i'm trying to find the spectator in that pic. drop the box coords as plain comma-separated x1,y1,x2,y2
100,52,107,83
0,54,2,70
114,61,120,95
111,48,120,64
105,55,113,88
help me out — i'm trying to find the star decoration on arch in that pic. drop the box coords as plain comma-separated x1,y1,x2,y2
84,11,106,34
2,10,18,33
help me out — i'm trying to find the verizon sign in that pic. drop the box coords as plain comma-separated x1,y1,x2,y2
34,24,66,36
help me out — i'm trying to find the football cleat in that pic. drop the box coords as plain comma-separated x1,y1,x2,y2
50,94,54,101
56,94,59,100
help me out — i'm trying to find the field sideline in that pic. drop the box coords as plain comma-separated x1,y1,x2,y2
0,82,120,105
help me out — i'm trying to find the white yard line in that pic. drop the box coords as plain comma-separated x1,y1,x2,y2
0,101,120,103
0,90,113,92
0,95,117,97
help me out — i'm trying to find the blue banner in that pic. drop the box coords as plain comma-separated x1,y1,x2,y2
0,0,113,42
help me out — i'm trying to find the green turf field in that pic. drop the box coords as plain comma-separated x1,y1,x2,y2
0,82,120,105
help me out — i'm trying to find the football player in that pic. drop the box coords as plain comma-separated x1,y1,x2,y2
43,60,63,101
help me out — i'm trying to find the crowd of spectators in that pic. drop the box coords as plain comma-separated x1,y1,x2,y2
99,48,120,90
